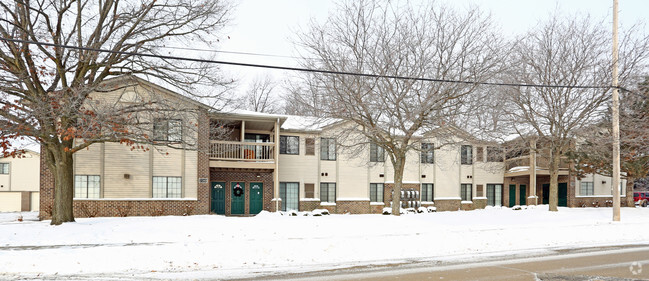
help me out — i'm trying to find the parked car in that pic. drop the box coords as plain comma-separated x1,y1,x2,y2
634,192,649,207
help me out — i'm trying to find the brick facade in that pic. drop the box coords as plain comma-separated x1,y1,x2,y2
209,168,274,216
335,200,370,214
434,199,461,211
472,198,487,209
299,200,320,212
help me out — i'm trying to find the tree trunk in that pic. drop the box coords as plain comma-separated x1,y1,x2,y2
548,148,560,212
50,144,76,225
391,157,406,216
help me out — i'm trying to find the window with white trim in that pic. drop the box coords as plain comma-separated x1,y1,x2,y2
153,118,182,142
421,143,434,164
74,175,100,198
370,143,384,162
320,182,336,203
153,176,182,198
320,138,336,160
279,182,299,211
580,182,594,196
370,183,384,202
421,183,434,202
461,184,472,201
461,145,473,165
0,163,8,174
280,136,299,155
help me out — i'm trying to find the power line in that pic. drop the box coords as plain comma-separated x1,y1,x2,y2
0,37,616,90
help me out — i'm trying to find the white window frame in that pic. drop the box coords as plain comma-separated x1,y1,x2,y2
320,182,336,203
370,183,384,202
74,175,101,198
152,176,182,198
0,163,9,174
580,181,594,196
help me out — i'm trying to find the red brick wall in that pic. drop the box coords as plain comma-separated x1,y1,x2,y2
434,199,461,211
299,200,320,212
335,200,370,214
39,148,55,219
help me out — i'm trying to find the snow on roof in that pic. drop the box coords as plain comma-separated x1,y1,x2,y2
281,115,339,131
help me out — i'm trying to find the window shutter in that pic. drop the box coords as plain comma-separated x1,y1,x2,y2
305,183,314,198
305,138,315,155
477,184,484,197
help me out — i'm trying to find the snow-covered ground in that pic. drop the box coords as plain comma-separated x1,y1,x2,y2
1,206,649,280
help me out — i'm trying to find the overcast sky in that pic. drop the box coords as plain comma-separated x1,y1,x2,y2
213,0,646,98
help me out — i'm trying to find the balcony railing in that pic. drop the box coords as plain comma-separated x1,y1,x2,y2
505,155,570,172
209,140,275,162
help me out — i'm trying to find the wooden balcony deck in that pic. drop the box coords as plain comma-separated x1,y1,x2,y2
209,140,276,169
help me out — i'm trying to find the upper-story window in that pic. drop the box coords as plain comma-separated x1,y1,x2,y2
486,146,504,162
461,145,473,165
280,136,299,155
421,143,434,164
153,118,182,142
370,143,384,162
0,163,8,174
321,138,336,160
305,138,315,155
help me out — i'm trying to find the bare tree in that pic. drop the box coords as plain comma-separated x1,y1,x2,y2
237,75,278,113
293,0,503,215
0,0,232,225
570,77,649,206
501,13,648,211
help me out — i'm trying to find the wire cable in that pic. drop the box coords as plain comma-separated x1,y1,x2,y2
0,37,617,90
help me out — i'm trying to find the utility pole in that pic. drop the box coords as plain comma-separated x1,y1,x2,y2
612,0,621,221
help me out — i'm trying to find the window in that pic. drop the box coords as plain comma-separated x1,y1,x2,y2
461,184,472,201
421,143,434,164
370,183,384,203
279,182,299,211
74,175,100,198
486,184,502,206
153,176,182,198
320,138,336,160
305,138,315,155
280,136,299,155
153,119,182,142
476,147,484,162
0,163,8,174
320,182,336,203
487,146,504,162
421,183,434,202
370,143,384,162
461,145,473,165
305,183,315,198
580,182,594,196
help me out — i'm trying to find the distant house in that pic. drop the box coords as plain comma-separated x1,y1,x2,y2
0,150,40,212
38,77,630,218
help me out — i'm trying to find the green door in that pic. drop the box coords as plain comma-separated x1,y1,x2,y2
250,182,263,215
211,182,225,215
519,185,527,206
558,182,568,207
542,184,549,204
509,184,516,207
231,182,245,215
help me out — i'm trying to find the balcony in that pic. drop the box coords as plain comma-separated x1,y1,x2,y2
504,155,570,177
209,140,276,169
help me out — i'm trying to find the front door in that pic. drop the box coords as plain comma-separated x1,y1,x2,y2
211,182,225,215
519,185,527,206
509,184,516,207
250,182,263,215
542,183,567,206
231,182,245,215
558,182,568,207
542,184,549,204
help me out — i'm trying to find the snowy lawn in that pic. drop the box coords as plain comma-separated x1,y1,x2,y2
1,206,649,280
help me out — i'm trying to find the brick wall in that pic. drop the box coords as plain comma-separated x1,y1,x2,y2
299,200,320,212
336,200,370,214
434,199,461,211
39,146,54,219
209,168,274,216
460,201,474,211
370,203,385,214
473,198,487,209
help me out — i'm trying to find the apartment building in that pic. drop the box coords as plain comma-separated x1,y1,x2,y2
0,150,40,212
38,78,629,218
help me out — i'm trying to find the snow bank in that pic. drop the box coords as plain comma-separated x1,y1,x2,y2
1,207,648,280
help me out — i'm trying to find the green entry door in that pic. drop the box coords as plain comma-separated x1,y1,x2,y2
509,184,516,207
542,184,549,204
211,182,226,215
231,182,245,215
558,182,568,207
519,185,527,206
250,182,263,215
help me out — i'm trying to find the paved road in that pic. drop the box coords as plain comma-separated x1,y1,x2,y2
264,246,649,281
